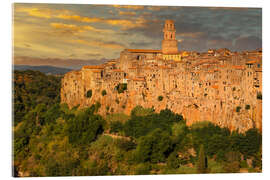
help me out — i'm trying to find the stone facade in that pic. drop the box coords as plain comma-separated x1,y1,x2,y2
61,20,262,133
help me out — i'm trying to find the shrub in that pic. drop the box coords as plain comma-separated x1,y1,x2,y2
158,96,163,101
197,144,208,173
167,152,180,169
101,90,107,96
115,99,120,104
130,105,154,117
67,109,105,146
245,104,250,110
236,106,241,112
135,129,173,163
134,163,151,175
86,90,92,98
110,121,124,134
115,139,136,151
115,83,127,93
94,101,101,113
257,92,262,100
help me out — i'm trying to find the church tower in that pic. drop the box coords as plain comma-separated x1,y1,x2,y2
162,20,178,54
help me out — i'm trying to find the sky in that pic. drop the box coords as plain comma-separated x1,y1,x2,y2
13,3,262,68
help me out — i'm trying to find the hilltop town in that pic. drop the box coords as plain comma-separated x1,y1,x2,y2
61,20,262,132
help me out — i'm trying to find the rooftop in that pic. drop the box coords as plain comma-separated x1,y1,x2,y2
126,49,162,53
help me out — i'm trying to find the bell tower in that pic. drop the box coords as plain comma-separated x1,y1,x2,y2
162,20,178,54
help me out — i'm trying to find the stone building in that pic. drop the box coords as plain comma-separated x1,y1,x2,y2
61,20,262,133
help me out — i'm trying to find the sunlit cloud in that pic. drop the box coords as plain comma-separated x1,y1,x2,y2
113,5,144,10
55,14,101,23
15,6,146,30
147,6,161,11
16,7,53,18
50,23,114,35
71,39,125,49
118,11,136,16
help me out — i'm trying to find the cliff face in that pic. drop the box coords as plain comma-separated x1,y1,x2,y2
61,57,262,133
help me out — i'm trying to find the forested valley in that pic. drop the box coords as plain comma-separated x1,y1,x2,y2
13,70,262,176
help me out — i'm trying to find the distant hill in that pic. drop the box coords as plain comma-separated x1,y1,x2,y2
14,65,73,75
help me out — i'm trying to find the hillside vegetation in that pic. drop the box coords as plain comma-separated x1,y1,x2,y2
13,70,262,176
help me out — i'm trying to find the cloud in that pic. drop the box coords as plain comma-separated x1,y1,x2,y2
105,18,146,30
50,23,113,35
234,36,262,51
84,53,102,57
16,7,52,18
113,5,144,10
129,41,153,48
16,6,146,30
118,11,136,16
14,56,109,69
147,6,162,11
55,14,100,23
177,32,205,38
71,39,125,49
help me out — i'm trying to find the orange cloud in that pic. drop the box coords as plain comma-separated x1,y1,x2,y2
50,23,113,34
71,39,125,49
119,11,136,16
55,14,101,23
113,5,144,10
16,7,52,18
105,17,147,30
16,6,146,30
147,6,161,11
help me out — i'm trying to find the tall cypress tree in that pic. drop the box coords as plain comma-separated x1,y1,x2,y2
197,144,208,173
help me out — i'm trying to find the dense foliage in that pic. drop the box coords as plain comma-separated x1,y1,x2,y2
86,90,92,98
13,70,61,126
13,71,262,177
115,83,127,93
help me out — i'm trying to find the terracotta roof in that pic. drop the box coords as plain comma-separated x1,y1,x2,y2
211,85,219,89
218,65,227,68
126,49,162,53
232,65,245,70
159,65,171,69
92,70,102,73
246,60,257,64
112,69,124,72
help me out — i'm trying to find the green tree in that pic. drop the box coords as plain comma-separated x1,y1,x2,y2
86,89,92,98
167,151,180,169
197,145,208,173
101,90,107,96
67,109,105,146
115,83,127,93
158,96,163,101
135,129,173,163
110,121,123,134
